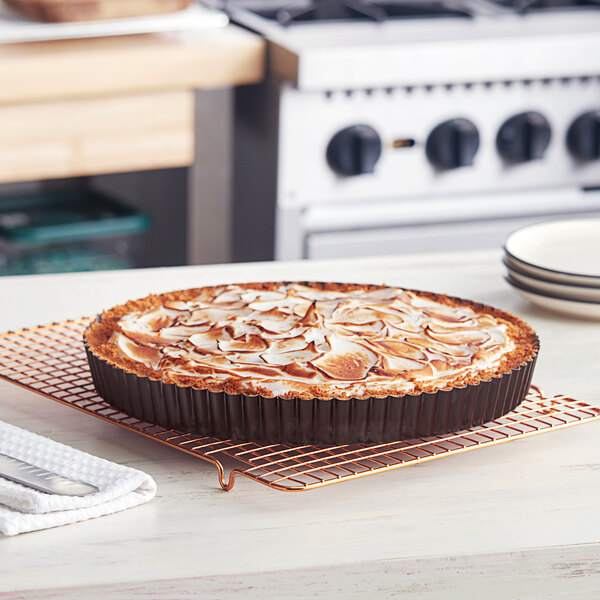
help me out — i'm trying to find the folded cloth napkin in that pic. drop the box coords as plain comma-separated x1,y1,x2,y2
0,420,156,536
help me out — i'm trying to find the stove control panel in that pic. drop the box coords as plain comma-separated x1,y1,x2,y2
496,111,552,164
277,77,600,206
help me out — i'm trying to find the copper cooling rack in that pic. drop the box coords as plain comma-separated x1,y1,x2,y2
1,318,599,492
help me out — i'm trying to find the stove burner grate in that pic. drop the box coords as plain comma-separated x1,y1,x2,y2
249,0,473,25
492,0,600,12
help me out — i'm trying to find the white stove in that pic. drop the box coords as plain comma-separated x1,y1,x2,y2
220,0,600,260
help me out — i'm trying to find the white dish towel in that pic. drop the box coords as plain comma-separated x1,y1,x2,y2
0,420,156,536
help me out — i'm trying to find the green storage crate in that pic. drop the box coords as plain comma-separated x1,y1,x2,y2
0,190,150,276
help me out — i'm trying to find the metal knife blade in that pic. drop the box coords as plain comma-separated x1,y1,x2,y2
0,452,99,497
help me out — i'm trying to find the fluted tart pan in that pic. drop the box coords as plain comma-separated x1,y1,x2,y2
85,342,537,444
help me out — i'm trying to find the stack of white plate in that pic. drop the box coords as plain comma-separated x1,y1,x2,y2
503,219,600,320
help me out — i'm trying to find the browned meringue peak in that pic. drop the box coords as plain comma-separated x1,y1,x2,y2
111,283,514,394
218,334,268,353
310,337,378,380
374,353,427,378
426,327,491,346
371,340,426,361
115,333,162,369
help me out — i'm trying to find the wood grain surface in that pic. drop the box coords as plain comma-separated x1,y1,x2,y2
0,250,598,597
0,26,265,104
0,91,194,182
0,25,264,182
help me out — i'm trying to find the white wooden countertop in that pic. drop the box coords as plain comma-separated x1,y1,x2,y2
1,250,599,598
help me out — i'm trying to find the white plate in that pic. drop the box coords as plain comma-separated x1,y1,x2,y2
505,276,600,320
503,253,600,288
503,254,600,290
504,219,600,286
0,2,228,44
505,266,600,302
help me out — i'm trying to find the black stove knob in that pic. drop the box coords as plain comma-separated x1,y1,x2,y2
326,125,382,176
496,112,551,163
567,110,600,161
425,118,479,170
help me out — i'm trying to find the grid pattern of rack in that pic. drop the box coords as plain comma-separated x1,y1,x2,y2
1,317,598,491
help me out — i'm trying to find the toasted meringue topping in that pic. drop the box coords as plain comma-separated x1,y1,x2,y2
107,283,516,399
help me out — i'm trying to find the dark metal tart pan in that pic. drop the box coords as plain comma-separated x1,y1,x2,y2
85,337,538,445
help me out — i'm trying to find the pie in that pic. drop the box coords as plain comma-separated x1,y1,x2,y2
84,282,539,443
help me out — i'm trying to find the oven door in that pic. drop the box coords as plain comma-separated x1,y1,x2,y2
306,217,564,259
276,188,600,260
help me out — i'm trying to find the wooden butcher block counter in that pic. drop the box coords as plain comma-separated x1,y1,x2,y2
0,25,265,183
